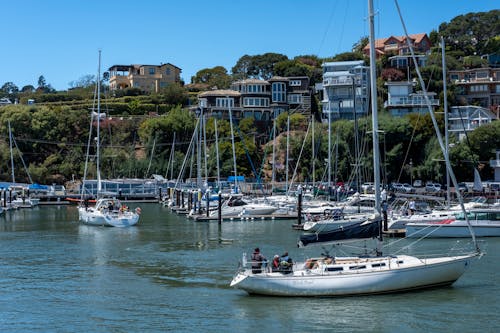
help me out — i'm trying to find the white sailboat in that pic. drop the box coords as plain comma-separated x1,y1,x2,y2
78,50,141,227
229,0,481,296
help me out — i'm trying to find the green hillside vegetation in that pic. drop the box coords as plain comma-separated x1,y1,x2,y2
0,10,498,186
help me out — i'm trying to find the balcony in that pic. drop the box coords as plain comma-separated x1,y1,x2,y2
323,77,354,87
385,96,439,107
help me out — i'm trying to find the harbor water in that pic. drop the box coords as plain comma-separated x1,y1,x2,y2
0,203,498,332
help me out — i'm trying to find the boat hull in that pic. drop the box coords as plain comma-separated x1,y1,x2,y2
78,198,140,227
230,254,476,296
406,221,500,238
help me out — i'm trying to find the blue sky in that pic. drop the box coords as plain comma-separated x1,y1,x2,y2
1,0,497,91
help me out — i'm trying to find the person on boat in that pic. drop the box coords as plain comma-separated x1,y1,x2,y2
271,255,280,272
409,200,416,215
251,248,266,274
279,252,293,273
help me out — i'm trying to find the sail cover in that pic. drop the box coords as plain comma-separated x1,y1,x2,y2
298,220,381,247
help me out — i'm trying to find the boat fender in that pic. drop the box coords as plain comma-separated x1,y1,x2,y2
135,207,142,215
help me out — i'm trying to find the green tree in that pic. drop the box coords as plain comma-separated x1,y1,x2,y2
191,66,231,89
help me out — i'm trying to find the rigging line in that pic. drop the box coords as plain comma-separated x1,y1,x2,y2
11,135,33,184
335,0,350,54
394,0,478,250
456,106,479,168
316,0,339,56
235,125,264,193
288,120,312,193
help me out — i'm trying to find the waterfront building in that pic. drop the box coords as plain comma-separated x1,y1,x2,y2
362,33,431,59
449,67,500,111
108,63,182,93
448,105,497,140
383,80,439,116
196,76,312,131
321,60,369,121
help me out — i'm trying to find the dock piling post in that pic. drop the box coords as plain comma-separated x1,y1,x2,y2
218,192,222,224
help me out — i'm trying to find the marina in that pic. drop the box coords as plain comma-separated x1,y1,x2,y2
0,203,499,332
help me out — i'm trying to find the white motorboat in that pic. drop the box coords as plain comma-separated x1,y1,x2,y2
405,207,500,238
303,193,375,215
210,195,278,217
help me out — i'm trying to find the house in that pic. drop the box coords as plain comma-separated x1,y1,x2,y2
383,80,439,116
196,76,312,137
448,105,497,140
108,63,182,93
449,67,500,111
0,97,12,106
363,33,431,59
320,60,370,121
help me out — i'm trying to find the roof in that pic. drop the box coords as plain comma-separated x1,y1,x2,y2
198,89,241,98
108,62,182,71
232,78,269,84
363,33,428,51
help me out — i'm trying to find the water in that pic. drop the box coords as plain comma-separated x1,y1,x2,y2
0,204,498,333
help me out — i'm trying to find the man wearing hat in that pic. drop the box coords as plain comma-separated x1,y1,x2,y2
251,247,266,274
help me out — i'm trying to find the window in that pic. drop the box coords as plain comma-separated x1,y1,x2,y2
215,98,234,108
470,85,488,92
149,68,155,75
288,94,302,104
326,267,344,272
289,80,301,86
166,68,171,75
247,84,264,93
371,263,386,268
243,97,269,107
272,82,286,102
349,265,367,270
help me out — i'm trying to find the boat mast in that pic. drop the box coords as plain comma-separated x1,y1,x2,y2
311,115,315,191
228,96,238,191
272,112,276,194
96,50,102,194
442,36,451,208
285,114,290,194
368,0,381,216
8,121,15,183
214,118,221,190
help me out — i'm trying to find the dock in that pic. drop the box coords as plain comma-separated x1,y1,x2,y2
383,229,406,237
190,213,297,222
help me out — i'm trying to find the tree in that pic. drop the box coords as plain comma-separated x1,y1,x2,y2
68,74,96,88
0,82,19,99
191,66,231,89
439,10,500,56
37,75,47,88
21,85,35,93
231,53,288,80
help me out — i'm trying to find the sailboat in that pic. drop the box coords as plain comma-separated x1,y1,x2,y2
229,0,481,296
78,50,141,227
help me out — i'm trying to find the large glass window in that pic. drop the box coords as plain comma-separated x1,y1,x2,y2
247,85,264,93
288,94,302,104
216,98,234,108
243,97,269,107
272,82,286,102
